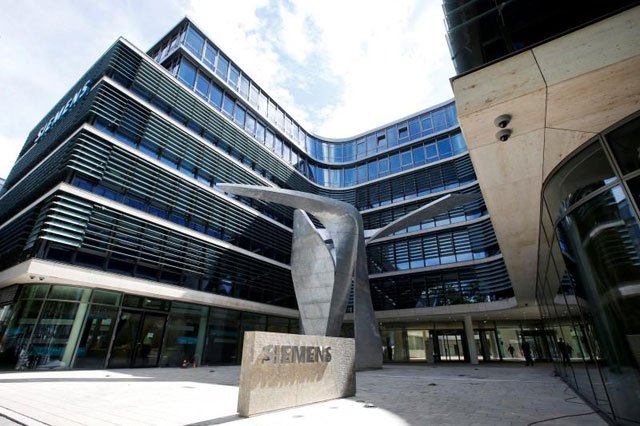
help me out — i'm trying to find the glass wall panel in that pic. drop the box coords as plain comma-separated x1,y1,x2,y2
161,302,208,367
543,143,615,224
74,304,118,369
204,308,240,364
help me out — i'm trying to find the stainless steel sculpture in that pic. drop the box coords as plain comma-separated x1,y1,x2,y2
366,193,482,244
218,184,480,370
219,183,382,369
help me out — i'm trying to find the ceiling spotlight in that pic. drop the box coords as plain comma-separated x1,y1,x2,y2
494,114,511,128
496,129,512,142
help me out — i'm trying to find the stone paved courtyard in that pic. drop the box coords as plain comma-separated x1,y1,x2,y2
0,363,606,425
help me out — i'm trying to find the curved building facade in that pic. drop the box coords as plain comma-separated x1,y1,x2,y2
0,18,522,371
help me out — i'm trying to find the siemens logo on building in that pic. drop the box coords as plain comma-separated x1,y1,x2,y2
33,80,92,143
257,344,332,364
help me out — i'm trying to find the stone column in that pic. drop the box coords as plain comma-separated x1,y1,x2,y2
463,315,478,364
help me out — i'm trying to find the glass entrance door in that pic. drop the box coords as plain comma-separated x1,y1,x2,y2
108,311,166,368
435,331,465,361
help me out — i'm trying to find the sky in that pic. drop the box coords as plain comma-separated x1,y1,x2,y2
0,0,455,179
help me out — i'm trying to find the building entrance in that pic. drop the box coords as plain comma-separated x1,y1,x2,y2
107,311,167,368
434,330,465,361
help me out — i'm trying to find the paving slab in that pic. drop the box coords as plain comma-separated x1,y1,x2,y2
0,364,606,425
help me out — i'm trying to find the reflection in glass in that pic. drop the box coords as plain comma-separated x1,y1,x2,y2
544,142,616,224
74,305,118,369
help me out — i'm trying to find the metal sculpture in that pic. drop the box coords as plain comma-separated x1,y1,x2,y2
219,183,480,370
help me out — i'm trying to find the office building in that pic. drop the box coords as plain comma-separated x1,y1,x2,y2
0,16,527,372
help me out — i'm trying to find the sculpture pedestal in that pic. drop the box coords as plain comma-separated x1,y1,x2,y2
237,331,356,417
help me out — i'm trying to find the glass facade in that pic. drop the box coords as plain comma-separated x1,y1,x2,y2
0,284,297,370
538,112,640,424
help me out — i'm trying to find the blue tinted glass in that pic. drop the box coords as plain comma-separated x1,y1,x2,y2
195,73,210,97
437,138,453,157
209,82,223,108
356,140,366,157
409,118,421,138
234,104,246,125
343,142,355,161
366,135,376,154
377,134,387,151
345,168,356,186
387,126,398,147
245,114,256,134
368,161,378,180
401,150,412,166
222,95,234,116
178,59,197,88
185,27,205,56
229,65,240,88
445,104,458,127
203,43,216,67
426,143,438,159
216,55,229,79
379,157,389,175
421,114,433,133
398,126,409,140
390,153,401,173
357,164,367,183
413,145,426,165
451,133,466,153
432,110,446,131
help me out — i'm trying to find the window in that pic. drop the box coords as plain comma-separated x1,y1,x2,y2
228,65,240,89
259,93,268,112
387,126,398,147
356,139,366,157
256,122,265,142
401,150,412,167
249,84,259,105
357,164,367,183
390,153,401,173
234,104,246,126
409,118,421,138
185,27,205,56
195,72,210,97
178,59,197,88
216,55,229,79
203,43,216,68
209,82,223,108
344,167,356,186
425,143,438,159
239,76,250,98
368,161,378,180
222,95,234,116
437,137,453,158
413,145,426,165
421,114,433,133
398,126,409,140
367,134,376,154
377,134,387,151
378,157,389,176
245,114,256,135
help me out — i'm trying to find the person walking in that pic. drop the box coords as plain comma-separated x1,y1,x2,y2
521,340,533,366
508,343,515,358
558,338,571,366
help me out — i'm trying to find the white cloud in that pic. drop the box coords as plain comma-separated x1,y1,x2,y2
0,0,455,179
187,0,454,139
